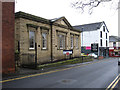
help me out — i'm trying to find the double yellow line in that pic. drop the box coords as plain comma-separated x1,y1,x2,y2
106,74,120,90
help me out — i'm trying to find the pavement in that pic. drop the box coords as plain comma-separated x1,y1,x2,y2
2,57,116,80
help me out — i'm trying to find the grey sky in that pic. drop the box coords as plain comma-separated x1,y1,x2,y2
15,0,118,36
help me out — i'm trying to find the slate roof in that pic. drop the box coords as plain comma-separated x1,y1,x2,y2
109,36,120,42
73,21,109,32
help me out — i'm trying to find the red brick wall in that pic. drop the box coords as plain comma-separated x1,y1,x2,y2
2,2,15,74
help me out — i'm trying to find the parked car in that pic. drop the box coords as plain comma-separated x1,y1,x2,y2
88,53,98,58
118,58,120,65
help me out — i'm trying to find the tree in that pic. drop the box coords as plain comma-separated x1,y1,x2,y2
71,0,119,14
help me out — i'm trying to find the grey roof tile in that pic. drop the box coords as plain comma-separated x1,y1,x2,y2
73,21,109,32
109,36,120,42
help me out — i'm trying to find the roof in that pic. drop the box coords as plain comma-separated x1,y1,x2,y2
109,36,120,42
73,21,109,32
50,16,72,28
15,11,50,24
50,16,64,22
15,11,81,32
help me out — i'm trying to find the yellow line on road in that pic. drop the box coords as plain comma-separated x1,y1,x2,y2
106,74,120,90
0,60,105,83
111,77,120,89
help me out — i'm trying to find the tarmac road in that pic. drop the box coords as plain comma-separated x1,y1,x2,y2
2,58,119,89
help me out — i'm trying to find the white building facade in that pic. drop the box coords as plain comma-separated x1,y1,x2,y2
74,21,109,57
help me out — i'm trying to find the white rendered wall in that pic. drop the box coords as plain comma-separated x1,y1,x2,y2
81,30,99,47
81,24,109,48
99,24,109,47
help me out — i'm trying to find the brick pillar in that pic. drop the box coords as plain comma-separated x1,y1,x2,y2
1,0,15,74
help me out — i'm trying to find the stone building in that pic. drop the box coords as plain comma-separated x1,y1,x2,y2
15,11,81,65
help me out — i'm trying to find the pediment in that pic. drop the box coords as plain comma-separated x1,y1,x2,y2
52,17,72,28
55,19,68,26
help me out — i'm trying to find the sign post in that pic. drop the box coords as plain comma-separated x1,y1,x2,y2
63,50,73,55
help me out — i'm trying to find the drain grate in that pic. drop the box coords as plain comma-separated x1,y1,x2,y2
62,79,71,83
58,79,77,84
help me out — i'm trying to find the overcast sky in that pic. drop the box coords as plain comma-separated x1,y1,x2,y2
15,0,118,36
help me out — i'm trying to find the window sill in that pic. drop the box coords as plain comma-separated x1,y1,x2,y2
41,48,48,50
29,48,35,51
57,48,65,50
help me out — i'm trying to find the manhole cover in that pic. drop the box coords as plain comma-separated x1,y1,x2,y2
58,79,77,84
62,79,71,83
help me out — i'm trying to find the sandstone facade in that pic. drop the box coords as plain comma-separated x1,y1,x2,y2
15,11,81,65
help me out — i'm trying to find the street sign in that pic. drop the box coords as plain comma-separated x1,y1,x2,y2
91,43,98,52
63,50,73,55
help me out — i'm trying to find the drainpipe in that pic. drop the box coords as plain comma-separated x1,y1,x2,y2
50,21,53,62
35,43,37,68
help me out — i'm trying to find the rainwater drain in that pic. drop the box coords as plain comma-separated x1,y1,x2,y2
59,79,77,84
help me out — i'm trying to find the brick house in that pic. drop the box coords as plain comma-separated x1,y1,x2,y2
15,11,81,65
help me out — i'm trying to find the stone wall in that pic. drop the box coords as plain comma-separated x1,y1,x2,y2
15,18,51,65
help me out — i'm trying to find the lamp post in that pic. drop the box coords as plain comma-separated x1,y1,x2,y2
82,27,84,62
82,27,84,53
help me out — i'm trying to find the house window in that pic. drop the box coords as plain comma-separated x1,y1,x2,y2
76,36,79,49
42,33,47,49
103,26,105,32
58,34,66,49
106,33,107,39
29,31,35,49
70,36,73,49
106,40,107,47
113,42,116,47
100,39,102,47
100,31,102,38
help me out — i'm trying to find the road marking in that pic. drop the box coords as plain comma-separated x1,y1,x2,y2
111,77,120,89
106,74,120,90
0,60,109,83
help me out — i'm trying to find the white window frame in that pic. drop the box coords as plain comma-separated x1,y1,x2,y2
58,34,65,49
42,32,47,49
71,36,73,49
29,30,35,50
76,36,79,49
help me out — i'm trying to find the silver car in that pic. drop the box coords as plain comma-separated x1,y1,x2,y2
88,53,98,58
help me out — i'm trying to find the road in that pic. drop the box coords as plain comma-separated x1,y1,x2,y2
2,58,119,89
